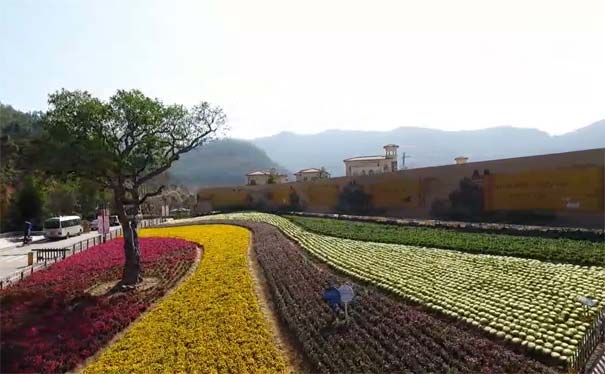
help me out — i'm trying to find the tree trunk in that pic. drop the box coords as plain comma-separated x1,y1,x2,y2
114,187,142,287
121,218,141,286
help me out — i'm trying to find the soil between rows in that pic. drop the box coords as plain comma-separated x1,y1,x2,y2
247,235,313,373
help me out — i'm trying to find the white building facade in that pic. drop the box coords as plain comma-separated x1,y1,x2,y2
344,144,399,177
294,167,330,182
245,169,288,185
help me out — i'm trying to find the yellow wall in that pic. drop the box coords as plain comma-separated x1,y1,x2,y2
197,149,605,228
304,182,341,209
268,185,292,206
367,177,420,209
210,189,250,208
484,166,604,212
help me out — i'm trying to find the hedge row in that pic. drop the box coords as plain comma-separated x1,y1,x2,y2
287,211,604,241
286,215,605,266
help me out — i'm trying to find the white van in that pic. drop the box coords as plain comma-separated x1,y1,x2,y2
43,216,83,239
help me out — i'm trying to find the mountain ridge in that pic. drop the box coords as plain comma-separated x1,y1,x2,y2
251,120,605,177
261,121,603,138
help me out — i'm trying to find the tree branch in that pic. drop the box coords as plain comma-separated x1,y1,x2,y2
135,162,174,187
136,127,215,186
138,185,164,205
120,184,164,206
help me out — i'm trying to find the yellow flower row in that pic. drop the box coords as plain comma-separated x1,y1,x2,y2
84,225,286,374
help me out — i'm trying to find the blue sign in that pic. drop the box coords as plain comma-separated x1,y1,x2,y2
323,287,341,306
338,285,354,303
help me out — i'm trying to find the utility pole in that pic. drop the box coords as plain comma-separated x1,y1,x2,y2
401,152,411,170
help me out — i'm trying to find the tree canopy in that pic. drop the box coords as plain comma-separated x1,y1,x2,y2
43,89,226,286
43,89,226,210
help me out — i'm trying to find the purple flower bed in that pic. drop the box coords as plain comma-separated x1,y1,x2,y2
215,220,561,374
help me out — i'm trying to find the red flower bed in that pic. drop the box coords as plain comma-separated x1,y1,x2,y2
1,237,196,374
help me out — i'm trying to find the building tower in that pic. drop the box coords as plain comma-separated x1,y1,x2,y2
384,144,399,171
455,156,469,165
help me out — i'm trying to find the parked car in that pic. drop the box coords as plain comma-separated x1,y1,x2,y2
170,208,191,219
91,219,99,230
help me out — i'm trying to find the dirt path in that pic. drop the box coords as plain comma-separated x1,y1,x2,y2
247,235,311,374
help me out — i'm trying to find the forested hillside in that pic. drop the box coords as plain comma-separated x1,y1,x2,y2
169,138,288,187
0,104,287,230
0,103,107,230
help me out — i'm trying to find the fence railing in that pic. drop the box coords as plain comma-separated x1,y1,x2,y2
568,306,605,373
35,248,68,262
0,234,112,290
139,218,165,228
0,218,165,290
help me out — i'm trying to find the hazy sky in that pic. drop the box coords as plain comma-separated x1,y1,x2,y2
1,0,604,139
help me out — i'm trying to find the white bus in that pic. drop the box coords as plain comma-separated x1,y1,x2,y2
43,216,83,239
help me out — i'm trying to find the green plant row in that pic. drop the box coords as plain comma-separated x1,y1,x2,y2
285,215,605,266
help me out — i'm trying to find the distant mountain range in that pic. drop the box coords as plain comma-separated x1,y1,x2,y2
169,139,288,187
5,99,602,188
251,120,605,177
1,101,290,189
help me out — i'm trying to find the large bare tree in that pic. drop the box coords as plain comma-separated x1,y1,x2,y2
43,89,226,287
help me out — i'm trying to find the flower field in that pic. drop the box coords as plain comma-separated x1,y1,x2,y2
0,238,196,373
84,225,287,373
199,213,605,364
286,215,605,266
3,216,600,373
227,220,558,373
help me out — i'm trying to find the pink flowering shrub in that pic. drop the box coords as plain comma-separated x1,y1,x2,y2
1,238,196,373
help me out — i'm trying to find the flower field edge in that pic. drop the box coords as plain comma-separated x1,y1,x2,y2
83,224,288,374
72,243,203,374
0,237,198,374
245,230,307,374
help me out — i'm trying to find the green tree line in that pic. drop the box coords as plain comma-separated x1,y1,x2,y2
0,103,109,230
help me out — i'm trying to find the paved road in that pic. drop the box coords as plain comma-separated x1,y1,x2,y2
0,227,121,279
0,235,45,250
